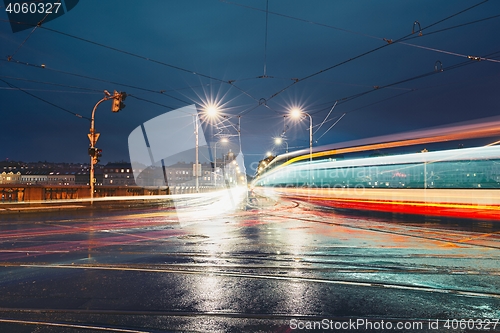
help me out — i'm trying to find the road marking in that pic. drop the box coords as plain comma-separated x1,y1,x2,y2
0,318,150,332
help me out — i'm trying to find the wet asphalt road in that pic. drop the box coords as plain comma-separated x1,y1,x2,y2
1,191,500,332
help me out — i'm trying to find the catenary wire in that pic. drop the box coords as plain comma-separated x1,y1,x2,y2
0,57,191,105
0,77,89,120
6,0,61,61
265,0,490,102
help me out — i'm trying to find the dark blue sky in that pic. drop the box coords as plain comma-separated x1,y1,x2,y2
1,0,499,171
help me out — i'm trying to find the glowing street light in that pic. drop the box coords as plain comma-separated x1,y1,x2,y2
205,104,219,118
274,137,288,154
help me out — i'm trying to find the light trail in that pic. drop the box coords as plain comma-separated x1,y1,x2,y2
263,204,500,250
264,116,500,169
0,228,186,261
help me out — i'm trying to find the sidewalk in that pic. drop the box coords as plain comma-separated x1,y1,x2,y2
0,197,174,215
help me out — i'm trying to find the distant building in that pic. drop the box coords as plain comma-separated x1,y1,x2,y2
20,170,49,185
256,155,275,176
47,172,75,186
103,162,135,186
0,171,21,184
165,162,213,186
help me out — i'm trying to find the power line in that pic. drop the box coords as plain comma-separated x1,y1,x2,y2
0,57,191,105
398,42,500,63
2,17,261,103
0,87,100,94
6,0,61,61
263,0,269,77
0,68,262,119
266,0,490,102
36,25,260,102
315,113,346,143
0,75,103,93
220,0,383,41
127,95,175,110
314,101,338,135
402,13,500,41
305,48,500,134
0,78,89,120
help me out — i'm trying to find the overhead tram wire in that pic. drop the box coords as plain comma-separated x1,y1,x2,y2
337,48,500,107
263,0,269,77
314,101,338,135
221,0,499,105
295,47,500,138
220,0,383,42
0,87,101,94
6,0,61,61
0,59,260,117
265,0,490,102
222,0,499,50
0,78,89,120
0,75,103,93
307,52,495,118
126,95,176,110
401,13,500,41
315,113,346,143
0,57,191,105
307,48,500,139
0,70,191,114
0,18,261,104
33,24,261,103
5,2,490,117
308,49,496,124
0,71,182,115
2,3,494,120
397,42,500,63
299,51,492,126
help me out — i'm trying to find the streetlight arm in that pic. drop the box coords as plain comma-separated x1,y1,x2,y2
304,112,313,163
90,96,112,136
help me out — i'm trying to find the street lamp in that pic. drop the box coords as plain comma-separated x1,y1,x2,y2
205,104,218,118
214,137,228,187
290,108,312,163
274,137,288,154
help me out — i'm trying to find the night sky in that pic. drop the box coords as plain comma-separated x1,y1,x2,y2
1,0,499,172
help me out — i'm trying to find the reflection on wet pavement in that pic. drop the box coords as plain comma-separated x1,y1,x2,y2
0,190,500,332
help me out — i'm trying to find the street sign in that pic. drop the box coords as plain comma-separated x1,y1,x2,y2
87,133,100,146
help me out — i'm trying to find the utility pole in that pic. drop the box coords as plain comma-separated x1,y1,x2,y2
195,114,199,193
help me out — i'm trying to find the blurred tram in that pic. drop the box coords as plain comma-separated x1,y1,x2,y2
253,142,500,220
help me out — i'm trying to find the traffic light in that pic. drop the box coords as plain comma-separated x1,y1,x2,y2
88,147,102,164
95,148,102,164
111,90,127,112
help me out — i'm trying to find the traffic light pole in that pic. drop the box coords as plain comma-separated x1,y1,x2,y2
89,95,111,204
88,90,126,204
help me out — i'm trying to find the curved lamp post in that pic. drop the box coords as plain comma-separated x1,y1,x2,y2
290,108,312,163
